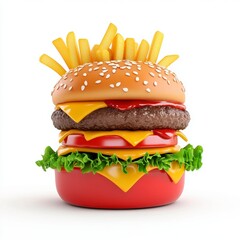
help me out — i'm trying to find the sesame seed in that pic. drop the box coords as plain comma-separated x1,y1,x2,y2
83,73,87,77
116,82,121,87
126,66,131,70
125,62,132,66
153,81,158,86
123,88,128,92
56,86,60,90
63,76,68,80
120,66,127,70
69,78,73,82
112,69,117,74
94,67,99,71
110,84,114,88
148,65,154,68
109,63,117,66
63,84,67,89
155,69,161,73
163,76,167,80
95,80,101,84
99,72,104,77
74,72,78,76
88,68,93,72
146,88,151,93
84,80,88,86
125,73,130,77
97,62,103,65
102,67,107,70
149,72,155,77
102,69,108,73
167,80,171,85
81,85,85,91
69,86,73,91
135,77,140,81
143,81,148,85
88,64,93,67
164,70,169,75
78,67,83,72
173,77,177,82
106,74,110,79
158,74,162,78
181,87,185,92
133,71,138,75
137,67,141,71
60,83,64,87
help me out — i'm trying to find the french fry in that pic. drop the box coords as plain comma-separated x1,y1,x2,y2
158,55,179,67
134,42,138,59
136,39,149,61
148,31,164,63
112,33,124,60
66,32,80,68
124,38,135,60
99,23,117,50
52,38,73,69
39,54,66,76
91,44,100,62
96,49,110,61
78,39,91,64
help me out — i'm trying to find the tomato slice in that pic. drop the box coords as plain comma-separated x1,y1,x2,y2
62,131,177,149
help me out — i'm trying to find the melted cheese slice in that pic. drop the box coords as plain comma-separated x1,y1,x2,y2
59,130,153,146
97,162,185,192
59,130,187,146
56,102,107,123
57,145,180,160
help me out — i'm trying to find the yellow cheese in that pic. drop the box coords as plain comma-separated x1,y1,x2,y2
57,145,180,161
98,164,157,192
59,130,153,146
59,129,188,147
167,161,185,184
176,131,188,142
56,102,107,123
97,162,184,192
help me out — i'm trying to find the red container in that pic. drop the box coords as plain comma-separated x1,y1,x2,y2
55,168,184,209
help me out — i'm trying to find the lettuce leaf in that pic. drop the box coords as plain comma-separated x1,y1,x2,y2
36,144,203,174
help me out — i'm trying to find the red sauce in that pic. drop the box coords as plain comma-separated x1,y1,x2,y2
153,129,176,139
105,100,186,110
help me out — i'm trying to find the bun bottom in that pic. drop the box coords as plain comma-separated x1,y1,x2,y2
55,168,184,209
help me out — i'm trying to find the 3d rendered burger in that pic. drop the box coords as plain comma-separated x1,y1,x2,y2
36,23,203,209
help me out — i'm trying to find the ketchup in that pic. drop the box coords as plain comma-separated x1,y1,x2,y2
105,100,185,110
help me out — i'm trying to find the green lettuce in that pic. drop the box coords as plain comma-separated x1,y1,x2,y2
36,144,203,174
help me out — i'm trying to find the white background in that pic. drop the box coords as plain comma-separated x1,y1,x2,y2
0,0,240,239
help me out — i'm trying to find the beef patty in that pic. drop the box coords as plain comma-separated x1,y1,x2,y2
51,106,190,131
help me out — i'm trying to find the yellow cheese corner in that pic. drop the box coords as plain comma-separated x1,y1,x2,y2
56,101,107,123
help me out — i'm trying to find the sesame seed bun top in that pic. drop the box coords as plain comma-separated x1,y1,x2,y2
52,60,185,105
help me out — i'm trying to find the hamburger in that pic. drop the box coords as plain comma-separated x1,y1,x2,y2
36,23,203,209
